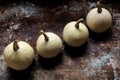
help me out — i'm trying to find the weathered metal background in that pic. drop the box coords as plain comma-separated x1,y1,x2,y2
0,0,120,80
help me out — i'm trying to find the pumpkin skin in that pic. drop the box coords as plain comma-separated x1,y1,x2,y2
36,31,62,58
86,2,112,33
4,41,34,71
63,19,89,47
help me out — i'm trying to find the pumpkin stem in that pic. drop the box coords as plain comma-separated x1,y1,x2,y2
75,18,84,29
13,40,19,51
97,1,102,13
40,30,49,42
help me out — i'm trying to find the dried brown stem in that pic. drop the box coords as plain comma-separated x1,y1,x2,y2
75,18,84,29
40,30,49,41
13,40,19,51
97,1,102,13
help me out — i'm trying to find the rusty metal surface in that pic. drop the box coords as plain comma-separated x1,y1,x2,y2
0,0,120,80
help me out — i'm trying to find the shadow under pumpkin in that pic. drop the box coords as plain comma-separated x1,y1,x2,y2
6,59,36,80
64,41,88,58
37,52,63,70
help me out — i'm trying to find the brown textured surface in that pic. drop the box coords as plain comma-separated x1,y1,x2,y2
0,0,120,80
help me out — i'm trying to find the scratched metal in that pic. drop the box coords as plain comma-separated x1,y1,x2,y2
0,0,120,80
